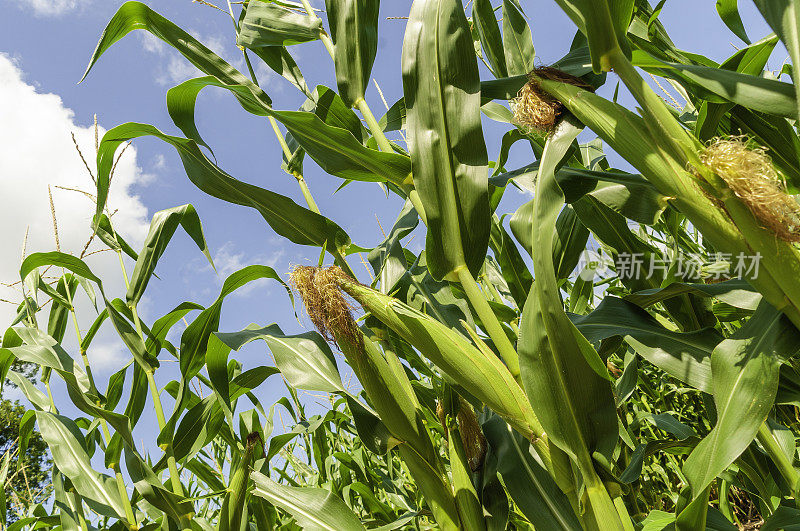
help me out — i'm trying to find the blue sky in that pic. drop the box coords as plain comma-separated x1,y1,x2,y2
0,0,780,467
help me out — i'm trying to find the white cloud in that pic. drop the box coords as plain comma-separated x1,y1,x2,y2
184,241,286,300
14,0,90,16
138,30,234,86
152,153,168,170
0,54,150,349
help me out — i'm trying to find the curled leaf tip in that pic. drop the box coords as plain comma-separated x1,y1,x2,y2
702,136,800,243
289,265,362,348
511,67,594,135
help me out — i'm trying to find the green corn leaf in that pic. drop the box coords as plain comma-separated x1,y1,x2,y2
35,411,129,521
482,415,582,529
753,0,800,123
237,1,322,47
473,0,508,77
163,77,410,186
265,416,326,462
378,96,407,133
171,396,225,464
551,205,590,281
82,1,272,108
552,0,632,72
15,410,36,474
92,213,138,262
247,45,310,97
52,469,82,531
518,117,618,479
216,323,346,394
625,280,762,311
368,200,418,293
104,363,129,412
123,446,194,523
184,459,225,492
501,0,535,76
572,297,723,393
159,265,288,448
47,276,78,344
762,506,800,530
301,85,367,142
488,215,532,309
126,204,213,305
105,300,158,373
97,122,353,253
512,199,592,281
204,334,237,435
557,168,668,225
632,50,797,118
681,303,800,507
80,309,108,353
402,0,490,280
145,301,205,356
716,0,751,43
324,0,380,107
251,471,366,530
695,34,778,140
6,370,54,413
346,397,398,455
20,252,101,286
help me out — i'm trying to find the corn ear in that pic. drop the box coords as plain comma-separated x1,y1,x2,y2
536,76,800,327
338,332,432,461
336,276,541,442
447,415,487,531
337,332,461,529
220,433,260,531
397,445,461,530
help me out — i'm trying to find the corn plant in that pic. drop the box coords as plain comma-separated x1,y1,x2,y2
6,0,800,529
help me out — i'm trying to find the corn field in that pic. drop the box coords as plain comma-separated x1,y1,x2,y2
5,0,800,529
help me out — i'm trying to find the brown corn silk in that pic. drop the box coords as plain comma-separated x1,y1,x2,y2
289,265,362,349
437,398,487,473
512,67,594,135
457,400,487,472
701,137,800,243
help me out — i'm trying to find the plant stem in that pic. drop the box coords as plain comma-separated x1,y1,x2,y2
144,368,185,497
116,250,186,501
454,265,520,381
582,50,800,332
266,116,321,214
353,96,429,224
240,44,323,218
298,0,335,59
605,49,699,167
757,422,799,498
583,470,628,530
65,287,138,529
354,98,393,153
